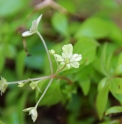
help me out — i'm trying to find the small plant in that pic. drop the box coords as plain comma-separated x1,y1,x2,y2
1,1,122,123
0,14,82,122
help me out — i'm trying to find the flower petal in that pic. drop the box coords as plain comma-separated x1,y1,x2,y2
62,44,73,53
36,14,42,26
62,52,72,59
70,62,80,68
30,20,37,32
23,107,34,112
70,54,82,62
22,31,34,37
30,108,38,122
60,61,65,65
54,54,64,62
62,44,73,59
66,64,71,69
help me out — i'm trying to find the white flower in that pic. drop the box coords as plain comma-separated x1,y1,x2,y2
54,44,82,69
23,107,38,122
0,77,8,95
22,14,42,37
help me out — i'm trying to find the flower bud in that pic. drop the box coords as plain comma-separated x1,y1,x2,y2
23,107,38,122
49,49,55,55
0,77,8,95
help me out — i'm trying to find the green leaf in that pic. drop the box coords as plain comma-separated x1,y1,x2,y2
110,78,122,94
100,43,109,76
96,78,110,120
5,44,16,59
15,50,26,79
62,84,77,101
0,46,5,72
108,22,122,45
74,66,92,96
25,42,45,70
6,89,20,105
111,93,122,105
116,53,122,75
98,77,109,92
17,92,28,124
106,53,113,75
37,79,62,106
78,79,90,96
75,17,110,39
98,43,108,75
101,0,118,8
3,91,28,124
66,94,82,112
0,0,27,17
0,121,5,124
99,120,119,124
93,43,113,76
105,106,122,116
58,0,76,13
69,22,81,35
51,12,69,36
74,36,98,65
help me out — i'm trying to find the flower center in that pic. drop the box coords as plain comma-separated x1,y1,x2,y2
65,58,70,64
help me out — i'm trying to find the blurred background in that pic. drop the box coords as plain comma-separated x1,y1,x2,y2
0,0,122,124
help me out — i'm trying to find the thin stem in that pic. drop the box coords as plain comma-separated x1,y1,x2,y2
35,0,68,14
7,76,50,85
35,0,50,11
54,75,72,84
56,64,66,74
35,78,53,108
36,31,53,74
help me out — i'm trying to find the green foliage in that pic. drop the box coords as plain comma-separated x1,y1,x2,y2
105,106,122,116
16,50,26,79
75,17,110,39
74,36,98,65
36,79,62,106
0,0,28,17
0,46,5,72
96,78,110,119
51,12,69,36
0,121,5,124
58,0,76,13
110,78,122,94
74,66,92,96
1,0,122,123
116,53,122,75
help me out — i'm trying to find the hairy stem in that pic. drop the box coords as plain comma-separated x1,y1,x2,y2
36,31,53,74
